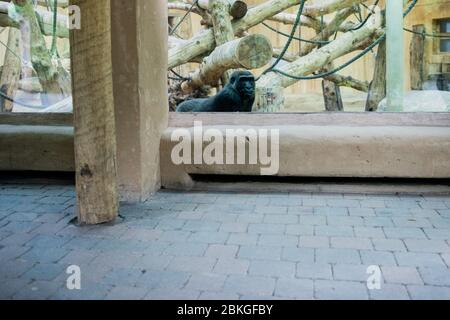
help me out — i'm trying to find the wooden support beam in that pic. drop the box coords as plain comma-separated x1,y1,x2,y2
70,0,118,225
0,27,21,112
184,0,248,19
366,39,386,111
410,24,426,90
111,0,168,201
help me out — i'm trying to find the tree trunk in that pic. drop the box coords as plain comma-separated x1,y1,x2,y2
70,0,119,225
0,27,21,112
322,78,343,111
181,34,272,92
410,24,425,90
365,39,386,111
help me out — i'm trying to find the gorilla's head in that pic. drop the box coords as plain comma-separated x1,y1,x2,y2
229,71,255,99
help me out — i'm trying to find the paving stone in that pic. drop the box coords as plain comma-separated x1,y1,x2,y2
134,254,173,271
385,200,420,209
166,256,216,273
327,216,364,227
419,201,448,210
105,286,148,300
22,263,65,282
285,224,314,236
383,227,426,239
372,238,406,252
248,223,285,234
287,207,314,215
248,260,296,278
236,214,264,224
145,288,200,300
0,278,31,299
298,236,329,248
140,270,190,290
158,230,191,243
354,227,385,238
264,215,298,224
429,217,450,229
381,266,423,285
199,291,239,300
281,247,314,263
0,259,36,279
188,231,230,244
404,239,450,253
348,208,376,217
359,250,397,267
369,284,410,300
205,244,239,259
332,264,370,282
12,280,63,300
326,199,360,208
238,245,282,261
331,237,372,250
223,275,276,296
315,226,354,237
315,248,361,264
392,217,432,228
418,267,450,286
90,251,143,268
364,217,394,227
219,222,248,233
102,268,144,287
254,206,287,215
20,247,70,264
395,252,446,267
407,285,450,300
299,216,326,226
296,263,332,280
164,243,208,257
0,245,31,261
359,200,386,208
258,234,299,247
214,258,250,275
301,199,327,207
227,233,258,246
185,273,227,292
314,207,348,216
275,278,314,299
314,280,369,300
51,282,112,300
423,228,450,240
442,253,450,267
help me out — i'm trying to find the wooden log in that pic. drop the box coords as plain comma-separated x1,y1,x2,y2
181,34,272,92
322,77,343,111
0,27,21,112
410,24,426,90
184,0,248,19
70,0,118,225
210,0,236,83
0,1,69,38
169,0,369,69
365,39,386,111
255,11,381,111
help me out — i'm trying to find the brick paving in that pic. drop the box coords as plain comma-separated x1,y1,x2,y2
1,183,450,300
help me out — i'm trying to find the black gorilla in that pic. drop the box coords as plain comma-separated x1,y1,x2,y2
176,71,255,112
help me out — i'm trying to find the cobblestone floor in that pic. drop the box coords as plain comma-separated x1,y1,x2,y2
1,182,450,300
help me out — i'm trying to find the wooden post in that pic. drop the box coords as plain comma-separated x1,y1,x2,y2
410,24,426,90
366,40,386,111
385,0,404,111
111,0,168,201
322,78,343,111
70,0,118,224
0,28,21,112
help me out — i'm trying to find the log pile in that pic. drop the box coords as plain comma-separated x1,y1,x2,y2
168,0,386,112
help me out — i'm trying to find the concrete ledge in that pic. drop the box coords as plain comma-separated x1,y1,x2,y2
161,125,450,189
0,125,74,172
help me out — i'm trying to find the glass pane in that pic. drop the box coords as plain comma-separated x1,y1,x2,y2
440,19,450,33
0,2,72,113
441,39,450,53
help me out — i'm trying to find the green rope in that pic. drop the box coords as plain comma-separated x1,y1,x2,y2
259,0,306,79
261,22,330,45
170,0,199,36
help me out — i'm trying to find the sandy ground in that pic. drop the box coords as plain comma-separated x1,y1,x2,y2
283,92,368,113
